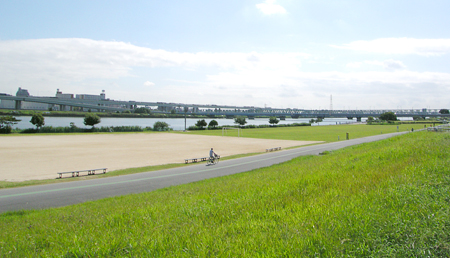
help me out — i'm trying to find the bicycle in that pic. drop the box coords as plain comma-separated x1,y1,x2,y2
207,154,220,165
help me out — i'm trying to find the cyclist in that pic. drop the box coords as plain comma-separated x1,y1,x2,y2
209,148,217,160
208,148,220,165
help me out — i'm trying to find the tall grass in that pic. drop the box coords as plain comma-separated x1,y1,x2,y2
1,131,449,256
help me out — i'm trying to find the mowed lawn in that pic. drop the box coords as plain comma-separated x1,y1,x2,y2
1,131,449,257
183,123,427,142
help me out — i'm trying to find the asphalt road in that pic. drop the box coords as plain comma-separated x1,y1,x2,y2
0,132,408,213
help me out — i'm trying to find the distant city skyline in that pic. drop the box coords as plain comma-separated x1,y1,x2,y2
2,87,444,116
1,0,449,110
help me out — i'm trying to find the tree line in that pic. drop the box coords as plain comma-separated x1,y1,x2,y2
1,111,448,134
0,113,172,134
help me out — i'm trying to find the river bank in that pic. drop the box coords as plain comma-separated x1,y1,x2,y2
9,116,360,131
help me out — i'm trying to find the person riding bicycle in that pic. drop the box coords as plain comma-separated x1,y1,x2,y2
209,148,217,160
208,148,220,165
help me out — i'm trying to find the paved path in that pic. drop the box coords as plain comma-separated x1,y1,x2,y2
0,132,408,213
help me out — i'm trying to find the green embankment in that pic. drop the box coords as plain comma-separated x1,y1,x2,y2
1,131,449,257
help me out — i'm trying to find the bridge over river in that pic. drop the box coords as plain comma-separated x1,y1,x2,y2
0,94,447,120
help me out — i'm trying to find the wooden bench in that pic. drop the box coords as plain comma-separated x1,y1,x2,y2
57,168,107,179
185,157,209,164
266,147,282,152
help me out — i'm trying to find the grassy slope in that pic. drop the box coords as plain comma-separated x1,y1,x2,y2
1,131,449,257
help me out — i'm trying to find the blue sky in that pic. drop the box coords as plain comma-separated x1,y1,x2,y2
1,0,449,109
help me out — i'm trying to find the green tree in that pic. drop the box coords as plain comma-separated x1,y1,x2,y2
234,116,247,127
269,117,279,126
439,109,449,114
379,112,397,121
69,122,78,132
195,119,207,129
134,107,151,114
367,116,374,123
208,120,218,129
0,115,21,134
30,113,45,129
153,121,170,131
84,113,101,128
309,118,315,124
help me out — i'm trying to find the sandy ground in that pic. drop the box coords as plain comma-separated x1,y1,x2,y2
1,133,322,181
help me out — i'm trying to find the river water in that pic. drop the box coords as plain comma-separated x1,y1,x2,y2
12,117,369,131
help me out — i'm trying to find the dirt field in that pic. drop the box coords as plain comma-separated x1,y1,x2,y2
1,132,322,181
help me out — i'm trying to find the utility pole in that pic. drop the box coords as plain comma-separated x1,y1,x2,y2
184,106,188,131
330,95,333,115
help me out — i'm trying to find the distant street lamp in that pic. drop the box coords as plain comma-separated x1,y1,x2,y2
184,106,189,131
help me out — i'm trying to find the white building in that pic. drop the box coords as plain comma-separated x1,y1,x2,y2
56,89,74,99
1,88,109,111
18,88,49,110
76,90,106,100
55,89,75,111
0,94,14,109
0,88,49,110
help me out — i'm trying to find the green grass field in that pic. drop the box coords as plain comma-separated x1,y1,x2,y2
184,123,427,142
1,131,449,257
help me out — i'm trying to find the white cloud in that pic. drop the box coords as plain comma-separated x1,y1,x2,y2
382,59,407,71
334,38,450,56
0,38,449,109
0,38,308,80
352,59,407,71
0,38,308,102
346,62,363,69
144,81,155,87
256,0,287,15
201,69,450,108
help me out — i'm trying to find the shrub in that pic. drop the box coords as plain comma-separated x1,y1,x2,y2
208,120,218,129
108,126,143,132
379,112,397,121
0,115,20,134
153,121,170,131
134,107,151,114
195,119,207,129
269,117,279,126
84,113,101,128
234,116,247,127
0,126,12,134
21,128,39,134
30,113,45,129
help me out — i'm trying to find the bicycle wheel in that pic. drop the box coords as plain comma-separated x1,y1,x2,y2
214,158,219,165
